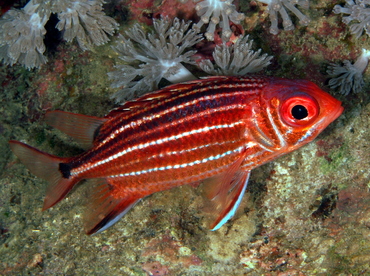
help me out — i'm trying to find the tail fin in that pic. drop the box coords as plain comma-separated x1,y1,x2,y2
9,140,78,210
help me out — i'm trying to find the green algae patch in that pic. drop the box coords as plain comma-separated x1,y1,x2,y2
319,143,352,175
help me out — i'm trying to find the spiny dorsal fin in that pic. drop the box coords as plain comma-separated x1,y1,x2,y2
105,79,213,118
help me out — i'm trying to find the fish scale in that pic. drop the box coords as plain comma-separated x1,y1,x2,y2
9,75,343,234
72,81,258,179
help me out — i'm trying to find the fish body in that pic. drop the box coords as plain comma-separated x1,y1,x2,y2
9,76,343,234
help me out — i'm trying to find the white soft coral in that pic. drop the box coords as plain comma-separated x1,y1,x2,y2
198,35,272,75
0,0,49,69
327,49,370,95
0,0,118,69
193,0,245,41
108,17,202,103
257,0,310,35
55,0,119,50
334,0,370,39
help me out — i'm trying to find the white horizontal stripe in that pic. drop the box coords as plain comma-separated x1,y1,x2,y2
124,141,228,168
96,122,242,165
108,146,244,178
71,122,244,175
98,91,251,147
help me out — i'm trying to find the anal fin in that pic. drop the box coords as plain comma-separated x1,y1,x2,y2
84,179,141,235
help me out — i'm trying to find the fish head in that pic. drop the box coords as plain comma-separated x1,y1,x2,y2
263,78,343,149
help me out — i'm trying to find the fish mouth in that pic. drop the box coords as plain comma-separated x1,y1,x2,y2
318,100,343,131
331,104,344,122
322,103,344,133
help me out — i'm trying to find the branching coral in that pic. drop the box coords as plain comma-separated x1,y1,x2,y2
257,0,310,35
108,17,203,103
198,34,272,75
334,0,370,39
193,0,245,41
327,49,370,95
0,0,118,69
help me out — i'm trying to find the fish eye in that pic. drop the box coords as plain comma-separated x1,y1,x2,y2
280,94,319,127
291,105,308,120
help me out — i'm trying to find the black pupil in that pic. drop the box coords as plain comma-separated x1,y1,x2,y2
291,105,308,120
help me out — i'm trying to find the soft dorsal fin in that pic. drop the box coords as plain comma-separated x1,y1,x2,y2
202,150,251,230
45,111,107,149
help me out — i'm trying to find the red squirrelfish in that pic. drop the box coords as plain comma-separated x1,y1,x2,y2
9,76,343,235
